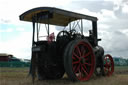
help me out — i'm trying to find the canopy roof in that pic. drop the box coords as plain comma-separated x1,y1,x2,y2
20,7,98,26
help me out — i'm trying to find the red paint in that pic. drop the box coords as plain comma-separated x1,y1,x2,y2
104,54,114,76
72,41,95,81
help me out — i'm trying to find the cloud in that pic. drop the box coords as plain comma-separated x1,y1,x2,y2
104,0,123,10
0,31,32,59
99,30,128,58
104,0,128,14
0,0,72,25
122,2,128,14
122,29,128,36
99,9,117,22
0,0,128,59
58,4,128,58
72,1,128,58
65,6,128,58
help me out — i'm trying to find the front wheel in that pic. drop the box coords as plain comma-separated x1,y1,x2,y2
64,39,95,81
103,54,114,76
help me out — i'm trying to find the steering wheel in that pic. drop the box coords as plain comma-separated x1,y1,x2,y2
56,31,70,41
70,29,76,35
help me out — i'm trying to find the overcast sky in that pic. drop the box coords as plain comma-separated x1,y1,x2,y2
0,0,128,59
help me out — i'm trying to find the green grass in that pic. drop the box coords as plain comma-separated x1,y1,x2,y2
115,66,128,70
0,67,29,71
0,66,128,85
114,66,128,74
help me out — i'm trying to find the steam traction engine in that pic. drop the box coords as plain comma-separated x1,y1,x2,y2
19,7,114,82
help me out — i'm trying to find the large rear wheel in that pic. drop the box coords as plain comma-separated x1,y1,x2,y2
64,39,95,81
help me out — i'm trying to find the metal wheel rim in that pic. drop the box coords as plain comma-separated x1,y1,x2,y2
72,41,95,81
104,54,114,76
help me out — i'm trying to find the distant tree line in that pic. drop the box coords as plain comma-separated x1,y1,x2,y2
113,57,128,66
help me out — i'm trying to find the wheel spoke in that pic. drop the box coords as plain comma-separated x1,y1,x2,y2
80,65,82,78
73,52,80,60
107,62,110,65
104,67,107,72
84,62,92,66
83,52,91,58
108,65,111,69
83,64,89,73
78,68,81,78
104,63,108,67
84,57,88,61
81,46,86,57
105,62,108,66
106,62,111,69
76,46,82,57
104,57,108,63
72,60,80,64
82,65,89,76
107,68,111,76
73,65,77,71
74,64,80,73
108,68,111,73
72,56,76,60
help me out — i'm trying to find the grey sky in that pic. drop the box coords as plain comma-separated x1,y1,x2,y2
59,0,128,58
0,0,128,59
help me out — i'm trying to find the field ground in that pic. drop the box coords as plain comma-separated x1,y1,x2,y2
0,66,128,85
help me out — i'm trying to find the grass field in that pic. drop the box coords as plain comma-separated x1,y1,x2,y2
0,66,128,85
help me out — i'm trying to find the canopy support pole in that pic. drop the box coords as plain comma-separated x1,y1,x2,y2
32,18,35,45
48,18,50,37
81,19,83,35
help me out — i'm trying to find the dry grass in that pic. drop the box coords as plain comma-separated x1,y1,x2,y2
0,67,128,85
